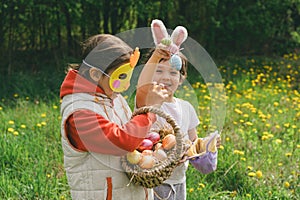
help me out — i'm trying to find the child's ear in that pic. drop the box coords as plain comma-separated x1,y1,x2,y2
171,26,188,48
89,68,102,82
151,19,169,45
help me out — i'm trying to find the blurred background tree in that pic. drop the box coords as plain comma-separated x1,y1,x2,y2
0,0,299,74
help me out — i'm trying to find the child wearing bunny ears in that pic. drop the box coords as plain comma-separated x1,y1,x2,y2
136,20,221,200
136,20,199,200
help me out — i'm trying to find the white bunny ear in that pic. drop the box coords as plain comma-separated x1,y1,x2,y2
171,26,188,48
151,19,169,45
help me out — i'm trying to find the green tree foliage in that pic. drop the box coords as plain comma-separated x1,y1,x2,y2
0,0,299,74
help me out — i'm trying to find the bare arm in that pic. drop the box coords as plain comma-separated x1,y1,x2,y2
137,47,171,87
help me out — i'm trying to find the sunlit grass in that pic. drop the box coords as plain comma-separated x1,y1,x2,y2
0,53,299,199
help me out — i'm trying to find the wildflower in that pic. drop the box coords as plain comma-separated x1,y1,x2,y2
273,102,279,107
240,157,246,161
219,145,224,150
37,123,42,127
41,121,47,126
20,124,26,129
245,121,253,126
14,93,19,98
234,150,244,156
7,128,14,132
297,144,300,149
13,131,19,136
8,120,15,125
198,183,205,188
53,105,58,109
284,181,290,188
0,106,2,111
47,173,51,178
285,152,292,157
248,172,256,177
247,166,253,170
284,123,290,128
275,139,282,144
189,188,194,193
41,113,47,118
256,170,263,178
278,162,283,166
234,108,243,115
246,194,251,197
261,135,268,141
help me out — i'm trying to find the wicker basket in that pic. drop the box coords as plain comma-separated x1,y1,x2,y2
121,106,185,188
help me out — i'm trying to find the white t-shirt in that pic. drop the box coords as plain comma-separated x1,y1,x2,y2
154,97,200,184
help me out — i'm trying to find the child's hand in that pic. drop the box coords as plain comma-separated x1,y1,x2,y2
136,82,169,108
151,44,171,61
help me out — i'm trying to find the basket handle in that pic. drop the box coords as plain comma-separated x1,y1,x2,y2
132,106,184,160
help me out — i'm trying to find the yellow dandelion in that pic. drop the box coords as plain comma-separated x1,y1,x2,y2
240,157,246,161
261,135,268,141
246,194,251,197
20,124,26,129
248,172,256,177
8,120,15,125
41,113,47,118
256,170,263,178
291,125,297,129
14,93,19,98
275,139,282,144
189,188,194,193
25,97,29,100
283,123,290,128
219,145,224,150
53,105,58,109
41,121,47,126
37,123,42,127
47,173,51,178
284,181,290,188
247,166,253,170
245,121,253,126
7,128,14,132
0,106,2,111
13,131,19,136
198,183,205,188
278,162,283,166
233,150,244,155
285,152,292,157
297,144,300,149
273,102,279,107
234,108,243,115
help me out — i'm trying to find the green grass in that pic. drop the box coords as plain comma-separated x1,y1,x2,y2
0,53,299,199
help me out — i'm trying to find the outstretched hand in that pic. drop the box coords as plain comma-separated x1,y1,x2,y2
136,82,169,108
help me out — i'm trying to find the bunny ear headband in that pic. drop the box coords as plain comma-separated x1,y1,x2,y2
151,19,188,70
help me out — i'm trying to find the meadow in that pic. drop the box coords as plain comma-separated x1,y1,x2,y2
0,53,299,199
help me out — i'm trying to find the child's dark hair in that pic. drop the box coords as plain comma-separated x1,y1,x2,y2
67,34,132,81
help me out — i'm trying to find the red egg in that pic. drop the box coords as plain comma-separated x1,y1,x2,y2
137,139,153,151
146,132,161,144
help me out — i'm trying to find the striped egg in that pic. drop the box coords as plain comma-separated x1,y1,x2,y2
170,54,182,71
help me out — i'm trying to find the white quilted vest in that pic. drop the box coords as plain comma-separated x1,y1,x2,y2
60,93,153,200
